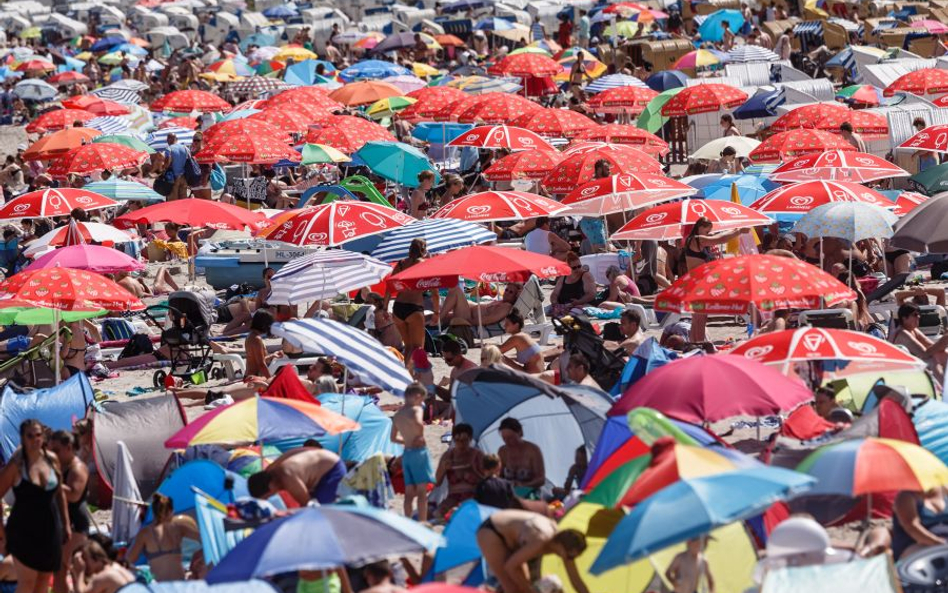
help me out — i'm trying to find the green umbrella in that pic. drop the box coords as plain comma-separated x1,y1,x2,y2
0,306,105,325
300,143,351,165
909,162,948,195
354,141,440,188
94,134,156,154
636,87,684,134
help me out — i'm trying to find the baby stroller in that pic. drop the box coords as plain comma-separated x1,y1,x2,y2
552,313,626,392
145,290,219,389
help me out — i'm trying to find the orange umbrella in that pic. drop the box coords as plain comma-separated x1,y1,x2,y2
16,59,55,73
328,81,404,106
435,34,466,47
22,128,101,161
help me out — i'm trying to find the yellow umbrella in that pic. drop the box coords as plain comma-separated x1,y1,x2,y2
412,62,441,78
804,0,829,17
367,96,417,119
605,21,644,38
75,51,93,61
273,46,318,62
19,27,41,39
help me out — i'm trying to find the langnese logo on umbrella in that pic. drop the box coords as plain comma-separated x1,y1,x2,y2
847,341,881,357
466,205,491,216
307,232,329,243
645,212,667,224
12,202,30,213
720,206,745,217
579,184,601,197
789,196,814,208
854,156,877,166
743,345,774,359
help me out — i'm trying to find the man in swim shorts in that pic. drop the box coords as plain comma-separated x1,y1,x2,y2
247,447,347,506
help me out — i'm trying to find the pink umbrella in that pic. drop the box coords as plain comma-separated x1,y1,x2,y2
25,244,144,274
609,355,814,424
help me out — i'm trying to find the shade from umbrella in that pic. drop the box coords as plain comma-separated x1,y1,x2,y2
371,219,497,263
13,79,58,101
257,202,413,247
750,180,893,213
483,150,565,181
431,190,568,222
354,141,439,187
797,438,948,496
0,188,117,219
46,143,149,177
654,254,856,316
447,125,554,150
25,244,144,274
891,194,948,252
83,179,164,202
206,505,443,582
563,173,695,217
770,150,909,183
884,68,948,97
690,137,761,160
543,145,662,193
590,468,814,573
22,128,102,161
387,245,570,291
660,83,747,116
791,202,898,243
26,109,95,133
673,49,727,70
611,198,772,240
729,327,922,369
268,251,392,304
272,319,414,395
113,199,266,231
0,267,144,312
749,129,856,163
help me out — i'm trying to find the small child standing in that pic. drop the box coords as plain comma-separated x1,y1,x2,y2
665,538,715,593
391,382,435,522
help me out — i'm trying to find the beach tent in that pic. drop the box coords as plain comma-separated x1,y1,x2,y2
424,500,497,586
761,553,899,593
194,489,254,567
0,372,94,460
542,502,758,593
119,580,278,593
453,366,613,488
827,368,937,412
92,394,187,506
912,399,948,466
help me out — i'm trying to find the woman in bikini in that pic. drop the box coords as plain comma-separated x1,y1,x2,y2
476,509,590,593
499,311,543,374
497,417,545,497
126,493,199,581
386,238,438,366
890,302,948,383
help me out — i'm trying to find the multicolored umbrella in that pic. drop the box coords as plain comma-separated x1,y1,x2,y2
611,198,772,241
797,438,948,496
573,124,669,155
387,245,570,291
884,68,948,96
257,202,414,247
730,327,922,369
114,199,267,231
299,143,351,165
659,83,747,116
456,92,542,124
25,244,144,274
562,173,695,217
586,86,658,115
0,267,144,312
553,55,607,82
542,145,662,193
482,150,565,181
510,108,597,139
22,127,101,161
207,59,255,77
47,142,149,177
488,53,561,77
24,221,132,257
430,190,568,222
150,89,232,113
770,150,909,183
273,46,319,62
673,49,727,70
355,141,439,187
366,96,417,120
93,134,156,154
165,396,359,448
791,202,898,243
447,124,554,150
26,109,95,133
654,254,857,315
770,104,888,138
836,84,884,106
0,188,117,219
749,129,857,163
898,123,948,153
230,76,291,96
750,180,893,213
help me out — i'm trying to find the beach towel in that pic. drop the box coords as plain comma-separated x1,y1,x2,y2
338,453,395,509
263,365,317,403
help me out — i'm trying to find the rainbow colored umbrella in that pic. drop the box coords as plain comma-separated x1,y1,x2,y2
367,96,417,120
226,445,281,477
836,84,884,106
797,437,948,496
300,143,351,165
553,55,607,82
164,397,360,448
208,59,255,77
673,49,727,70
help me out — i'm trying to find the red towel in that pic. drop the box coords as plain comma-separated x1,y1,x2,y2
263,365,318,404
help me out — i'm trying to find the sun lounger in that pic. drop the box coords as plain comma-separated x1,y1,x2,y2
918,304,947,338
474,276,555,345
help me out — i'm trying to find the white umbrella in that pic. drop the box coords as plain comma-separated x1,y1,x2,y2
268,251,392,305
691,136,761,160
24,222,134,257
13,79,58,102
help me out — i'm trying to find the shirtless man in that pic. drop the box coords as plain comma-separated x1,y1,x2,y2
665,538,715,593
247,447,347,506
70,541,135,593
359,561,406,593
476,509,590,593
440,282,523,327
391,382,435,522
432,340,477,417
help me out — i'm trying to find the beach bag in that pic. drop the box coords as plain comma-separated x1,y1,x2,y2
153,170,175,196
119,334,154,359
210,164,226,191
184,157,202,186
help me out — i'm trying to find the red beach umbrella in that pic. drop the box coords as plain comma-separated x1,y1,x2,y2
447,125,554,150
563,173,696,217
150,89,232,113
430,190,569,222
770,150,909,183
256,202,414,246
611,199,772,240
659,83,747,116
749,180,893,214
26,109,95,133
114,199,267,231
749,129,857,163
46,143,148,177
0,188,117,219
510,108,597,138
483,150,565,181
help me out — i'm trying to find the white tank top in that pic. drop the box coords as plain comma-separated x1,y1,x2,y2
524,228,551,255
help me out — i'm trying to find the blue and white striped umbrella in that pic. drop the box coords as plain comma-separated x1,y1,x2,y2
268,250,392,304
272,318,413,395
585,73,650,94
147,127,195,150
371,219,496,263
86,116,130,135
90,86,142,105
83,179,164,202
726,45,780,63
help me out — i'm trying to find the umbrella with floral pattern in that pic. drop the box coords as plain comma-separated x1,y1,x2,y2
884,68,948,96
195,131,297,165
248,108,314,135
488,53,561,77
749,129,856,163
202,119,290,146
456,93,542,124
150,89,232,113
26,109,95,133
573,125,669,155
399,87,466,121
587,86,659,115
770,104,889,138
305,116,396,153
659,84,747,116
510,108,597,138
47,143,149,177
543,145,662,193
431,94,485,122
0,267,145,312
483,150,565,181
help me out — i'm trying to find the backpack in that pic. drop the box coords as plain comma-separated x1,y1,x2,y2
118,334,154,359
184,157,202,186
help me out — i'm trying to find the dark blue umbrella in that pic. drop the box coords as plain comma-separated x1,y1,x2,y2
646,70,689,91
442,0,491,13
732,88,783,119
206,505,443,582
90,36,125,52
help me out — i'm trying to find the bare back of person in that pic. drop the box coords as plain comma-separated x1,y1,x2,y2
484,509,556,550
271,448,341,492
668,551,708,593
89,563,135,593
392,404,426,449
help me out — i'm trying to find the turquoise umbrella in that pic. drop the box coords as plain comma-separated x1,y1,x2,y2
354,141,440,188
84,179,164,202
698,9,745,42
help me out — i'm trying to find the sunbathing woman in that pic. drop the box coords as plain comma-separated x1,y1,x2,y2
499,311,543,374
440,282,523,327
385,239,438,365
890,302,948,382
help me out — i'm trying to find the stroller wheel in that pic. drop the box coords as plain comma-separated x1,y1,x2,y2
153,370,168,390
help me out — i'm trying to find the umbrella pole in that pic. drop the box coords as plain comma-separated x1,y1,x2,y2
54,307,61,386
339,367,347,456
476,283,483,348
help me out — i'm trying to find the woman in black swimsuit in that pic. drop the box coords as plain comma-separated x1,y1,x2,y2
682,217,748,343
49,430,89,593
386,238,439,366
0,419,70,593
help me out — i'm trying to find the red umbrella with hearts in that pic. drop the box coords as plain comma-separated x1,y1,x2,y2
431,94,484,122
305,116,396,153
587,86,658,115
611,199,772,240
510,108,597,139
0,267,144,312
400,87,466,121
483,150,565,181
202,119,290,146
195,134,299,165
159,116,200,130
898,123,948,153
573,125,669,155
150,89,232,113
256,202,414,246
563,173,696,217
770,104,889,138
542,145,662,193
456,93,542,124
659,83,747,116
447,125,554,150
265,87,342,113
0,188,117,220
655,254,856,315
749,129,857,163
488,53,562,77
749,180,893,214
884,68,948,96
769,150,909,183
26,109,95,133
247,108,314,134
430,191,569,222
46,143,149,177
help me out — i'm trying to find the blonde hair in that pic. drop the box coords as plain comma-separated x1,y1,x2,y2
481,345,503,366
